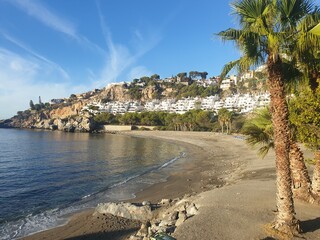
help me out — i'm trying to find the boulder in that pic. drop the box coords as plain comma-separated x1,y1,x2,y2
95,202,153,221
160,199,172,205
63,123,75,132
186,203,198,217
175,211,187,227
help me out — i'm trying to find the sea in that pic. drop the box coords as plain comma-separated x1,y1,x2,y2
0,129,186,239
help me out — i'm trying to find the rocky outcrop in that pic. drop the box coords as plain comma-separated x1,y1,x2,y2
99,84,131,102
141,86,157,101
1,99,97,132
94,196,199,240
50,101,85,119
95,202,153,221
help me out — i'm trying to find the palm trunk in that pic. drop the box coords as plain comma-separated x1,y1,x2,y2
221,121,224,134
290,142,317,203
312,150,320,195
268,57,300,235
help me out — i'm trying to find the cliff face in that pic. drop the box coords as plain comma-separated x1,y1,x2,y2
0,83,166,132
141,86,157,101
50,101,86,119
1,101,96,132
98,85,131,102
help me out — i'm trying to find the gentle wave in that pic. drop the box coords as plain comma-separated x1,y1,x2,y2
0,152,186,240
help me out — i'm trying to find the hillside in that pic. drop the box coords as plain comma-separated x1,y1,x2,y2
0,71,268,132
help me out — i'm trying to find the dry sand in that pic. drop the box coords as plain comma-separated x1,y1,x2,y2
22,131,320,240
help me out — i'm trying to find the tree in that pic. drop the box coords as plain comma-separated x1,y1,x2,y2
150,74,160,80
242,107,318,203
29,100,35,110
177,72,187,81
289,87,320,197
218,108,232,134
218,0,320,234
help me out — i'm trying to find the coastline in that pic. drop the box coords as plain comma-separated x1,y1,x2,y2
21,131,320,240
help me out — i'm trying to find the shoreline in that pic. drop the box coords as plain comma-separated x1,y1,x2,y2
21,131,320,240
21,131,241,240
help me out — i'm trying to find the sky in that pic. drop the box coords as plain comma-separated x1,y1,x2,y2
0,0,317,119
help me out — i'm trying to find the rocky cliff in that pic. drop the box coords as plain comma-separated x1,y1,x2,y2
0,81,185,132
0,99,96,132
0,84,132,132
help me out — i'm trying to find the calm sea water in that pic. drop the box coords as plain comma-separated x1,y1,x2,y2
0,129,185,239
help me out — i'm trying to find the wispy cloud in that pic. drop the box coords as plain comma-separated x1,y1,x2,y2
94,1,162,87
0,48,87,119
2,33,70,80
10,0,76,37
7,0,106,55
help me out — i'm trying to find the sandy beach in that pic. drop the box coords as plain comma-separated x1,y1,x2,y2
22,131,320,240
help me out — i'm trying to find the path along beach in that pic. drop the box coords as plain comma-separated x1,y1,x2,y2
23,131,320,240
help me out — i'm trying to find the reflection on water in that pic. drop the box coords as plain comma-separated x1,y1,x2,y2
0,129,184,226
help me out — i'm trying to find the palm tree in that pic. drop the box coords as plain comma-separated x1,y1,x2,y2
242,107,319,203
289,87,320,197
218,0,319,235
218,108,232,134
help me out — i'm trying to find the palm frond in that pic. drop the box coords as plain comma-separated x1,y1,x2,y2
310,23,320,36
220,59,241,79
217,28,243,41
279,0,315,28
232,0,270,26
242,107,274,158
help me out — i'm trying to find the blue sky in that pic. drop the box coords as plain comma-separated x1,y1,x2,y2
1,1,318,119
0,0,241,118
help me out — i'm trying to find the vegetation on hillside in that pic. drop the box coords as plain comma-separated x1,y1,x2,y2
94,109,245,133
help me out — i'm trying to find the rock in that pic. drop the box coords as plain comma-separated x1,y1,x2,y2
160,199,172,205
50,124,58,130
63,123,75,132
79,116,94,132
136,222,150,237
129,236,143,240
142,201,151,206
175,212,187,227
186,203,198,217
55,119,66,130
95,202,153,221
162,211,178,221
159,220,175,227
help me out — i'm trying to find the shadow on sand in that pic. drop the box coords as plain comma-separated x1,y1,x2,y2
64,227,139,240
300,217,320,233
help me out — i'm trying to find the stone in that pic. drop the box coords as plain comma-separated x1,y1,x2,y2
63,123,75,132
50,124,58,130
175,212,187,227
142,201,151,206
136,222,150,237
160,199,172,205
166,211,178,221
95,202,153,221
186,203,198,217
159,220,175,227
129,236,142,240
